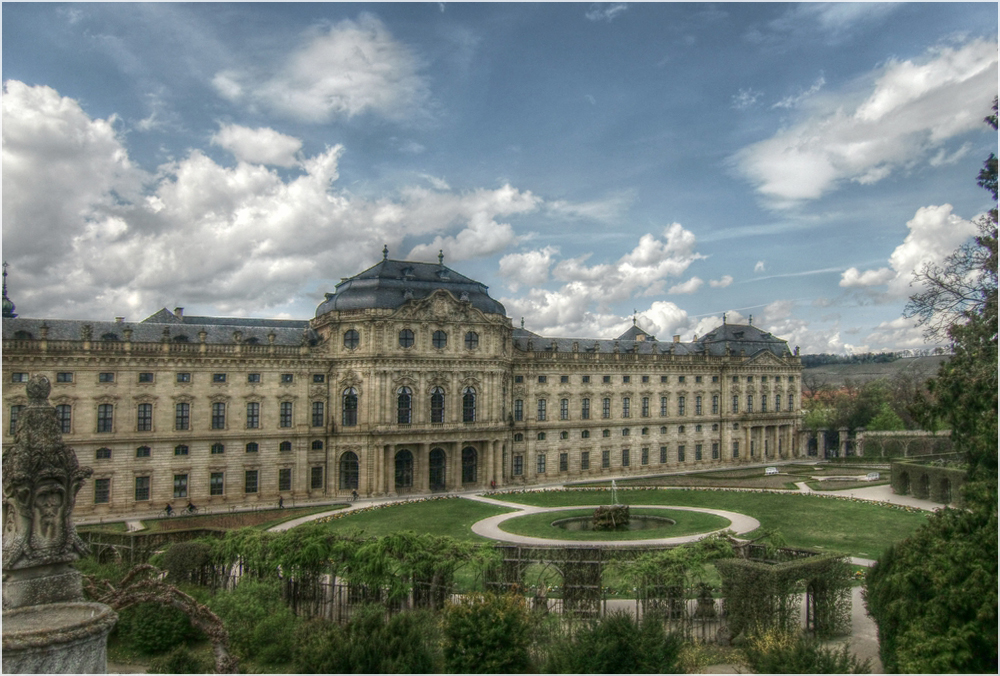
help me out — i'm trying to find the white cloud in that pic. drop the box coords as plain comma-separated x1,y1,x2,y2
709,275,733,288
838,203,977,297
772,76,825,109
498,247,558,292
865,316,928,350
585,3,628,22
545,190,635,224
214,13,430,123
734,39,997,205
732,88,763,110
211,124,303,167
668,276,703,294
754,260,766,273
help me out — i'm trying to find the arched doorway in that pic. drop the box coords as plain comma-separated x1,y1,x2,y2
916,474,930,499
429,448,446,491
462,446,478,484
395,450,414,492
340,452,359,490
939,478,952,504
898,472,910,495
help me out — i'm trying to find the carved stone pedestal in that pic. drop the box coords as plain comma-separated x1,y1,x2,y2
3,602,117,674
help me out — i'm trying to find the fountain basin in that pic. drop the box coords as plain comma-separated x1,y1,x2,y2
552,515,676,531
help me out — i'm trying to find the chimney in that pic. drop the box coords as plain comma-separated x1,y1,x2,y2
115,317,124,323
174,307,184,318
673,335,681,343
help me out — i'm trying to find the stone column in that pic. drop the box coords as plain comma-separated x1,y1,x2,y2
416,443,429,493
3,375,117,673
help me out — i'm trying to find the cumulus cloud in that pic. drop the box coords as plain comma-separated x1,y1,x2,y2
709,275,733,288
864,316,928,350
585,3,628,22
214,14,430,123
734,39,997,206
839,203,977,297
668,276,704,294
211,124,303,167
498,247,557,291
0,80,536,319
754,260,766,273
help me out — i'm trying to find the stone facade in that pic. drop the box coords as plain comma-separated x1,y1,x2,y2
2,256,803,516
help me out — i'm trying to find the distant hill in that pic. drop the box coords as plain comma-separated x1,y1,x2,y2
801,355,949,390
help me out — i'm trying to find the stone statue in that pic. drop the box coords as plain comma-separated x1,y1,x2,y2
3,375,91,584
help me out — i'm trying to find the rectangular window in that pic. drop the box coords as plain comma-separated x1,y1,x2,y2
712,376,719,383
537,399,547,421
175,445,189,456
642,375,650,383
603,375,611,383
210,472,225,496
641,447,649,465
174,474,188,498
678,376,686,383
514,375,523,383
695,375,702,383
175,403,190,431
622,397,631,418
136,403,152,431
176,372,191,383
659,446,667,463
56,372,73,383
136,446,151,458
560,375,569,384
213,373,227,383
246,402,260,429
313,374,326,383
581,398,591,420
11,372,29,382
211,443,225,455
761,397,767,413
602,398,611,419
678,445,686,462
247,373,260,383
281,373,294,383
312,401,325,427
56,404,72,434
536,454,546,474
280,401,293,427
775,395,781,412
560,398,569,420
732,441,740,458
513,455,524,475
278,468,292,492
245,470,258,494
677,396,685,416
99,372,114,383
788,395,794,412
712,442,720,459
622,448,630,466
661,375,668,383
695,444,703,461
581,451,590,470
601,450,610,468
134,476,150,501
622,428,630,437
97,404,114,433
746,395,753,413
641,397,649,417
559,452,568,472
311,466,324,490
94,478,111,504
212,402,226,429
582,375,590,383
514,400,523,422
623,375,630,384
138,372,154,383
732,396,739,414
660,396,668,417
695,396,702,415
538,375,547,384
712,395,719,415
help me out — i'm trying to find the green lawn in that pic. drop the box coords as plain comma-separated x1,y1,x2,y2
493,489,929,559
317,498,517,541
498,508,731,541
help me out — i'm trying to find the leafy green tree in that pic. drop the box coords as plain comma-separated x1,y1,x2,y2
442,592,534,673
542,610,683,673
867,98,998,674
865,401,905,431
208,578,299,666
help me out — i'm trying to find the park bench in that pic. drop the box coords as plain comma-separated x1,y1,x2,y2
764,467,779,476
865,472,880,481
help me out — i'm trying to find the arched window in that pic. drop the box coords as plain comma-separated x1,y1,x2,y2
514,433,524,442
397,387,412,424
395,450,414,491
429,448,446,491
136,446,151,458
399,329,414,348
343,329,359,349
246,442,259,453
173,334,189,342
430,387,445,424
340,452,359,490
432,330,448,349
462,447,477,484
462,387,476,422
311,440,324,450
101,333,119,341
464,331,479,349
279,441,292,452
343,388,358,427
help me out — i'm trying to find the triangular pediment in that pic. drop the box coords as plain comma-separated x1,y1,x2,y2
743,349,790,366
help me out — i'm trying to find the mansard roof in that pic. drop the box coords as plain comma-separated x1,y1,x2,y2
314,257,506,317
697,322,792,357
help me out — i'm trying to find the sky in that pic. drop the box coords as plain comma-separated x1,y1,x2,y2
2,2,996,354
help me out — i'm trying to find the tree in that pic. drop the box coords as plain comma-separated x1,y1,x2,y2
442,593,534,674
865,401,905,432
866,97,998,673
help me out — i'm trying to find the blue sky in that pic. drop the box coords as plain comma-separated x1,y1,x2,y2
2,2,996,353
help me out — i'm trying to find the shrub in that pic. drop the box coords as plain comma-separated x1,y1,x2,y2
208,578,299,665
160,541,213,584
741,630,870,674
292,607,443,674
114,601,200,655
443,593,533,673
542,610,683,673
147,645,211,674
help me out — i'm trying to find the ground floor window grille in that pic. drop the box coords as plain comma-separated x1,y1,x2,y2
245,470,258,494
94,478,110,504
174,474,188,498
211,472,225,495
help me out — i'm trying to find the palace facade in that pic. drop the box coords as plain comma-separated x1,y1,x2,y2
2,255,803,516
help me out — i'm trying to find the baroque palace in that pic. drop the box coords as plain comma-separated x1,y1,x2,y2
2,253,803,516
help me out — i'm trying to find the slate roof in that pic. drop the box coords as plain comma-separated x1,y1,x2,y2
314,257,506,317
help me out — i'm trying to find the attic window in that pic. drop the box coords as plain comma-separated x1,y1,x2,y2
401,266,415,278
733,331,744,339
245,337,260,345
101,333,119,341
13,330,33,340
173,334,189,342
